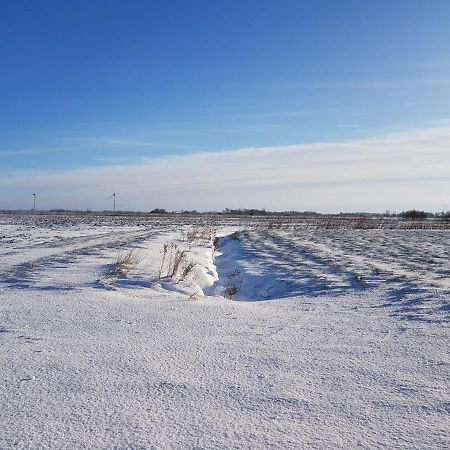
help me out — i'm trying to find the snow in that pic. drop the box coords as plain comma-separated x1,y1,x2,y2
0,213,449,449
211,229,450,321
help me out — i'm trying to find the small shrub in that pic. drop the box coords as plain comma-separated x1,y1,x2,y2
158,242,196,282
181,227,216,247
213,236,220,251
223,285,238,298
111,250,141,277
178,261,196,282
223,268,243,299
158,243,170,279
169,249,188,278
101,249,141,284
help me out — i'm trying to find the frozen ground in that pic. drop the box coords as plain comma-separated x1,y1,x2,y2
0,213,449,449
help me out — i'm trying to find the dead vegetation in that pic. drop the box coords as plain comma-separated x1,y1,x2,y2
158,243,196,283
223,268,243,299
157,226,219,283
181,226,216,247
100,249,142,285
112,250,141,277
100,226,216,291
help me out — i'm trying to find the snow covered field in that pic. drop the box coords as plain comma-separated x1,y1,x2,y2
1,213,449,449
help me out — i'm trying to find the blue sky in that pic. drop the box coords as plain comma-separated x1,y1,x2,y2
1,1,450,211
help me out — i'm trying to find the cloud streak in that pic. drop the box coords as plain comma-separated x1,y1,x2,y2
221,78,450,91
1,126,449,212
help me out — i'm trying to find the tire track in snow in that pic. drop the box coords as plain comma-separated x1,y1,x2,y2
0,229,162,290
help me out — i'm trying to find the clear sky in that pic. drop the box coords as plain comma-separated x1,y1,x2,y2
1,0,449,211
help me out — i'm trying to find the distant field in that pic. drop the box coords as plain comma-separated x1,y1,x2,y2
1,213,449,321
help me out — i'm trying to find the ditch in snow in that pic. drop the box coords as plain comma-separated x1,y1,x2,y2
208,230,449,322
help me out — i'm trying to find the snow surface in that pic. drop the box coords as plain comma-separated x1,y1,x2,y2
0,214,449,449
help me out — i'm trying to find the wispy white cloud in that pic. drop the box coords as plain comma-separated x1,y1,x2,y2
300,78,450,90
0,138,209,159
62,136,210,151
1,126,449,212
0,147,72,157
221,78,450,91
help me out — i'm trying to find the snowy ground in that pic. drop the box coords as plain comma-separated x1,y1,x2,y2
0,213,449,449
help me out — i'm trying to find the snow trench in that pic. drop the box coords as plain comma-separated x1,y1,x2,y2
206,230,450,318
207,231,372,301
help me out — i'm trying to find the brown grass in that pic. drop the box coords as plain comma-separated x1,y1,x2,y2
223,268,242,299
158,243,196,282
181,227,216,247
111,250,141,277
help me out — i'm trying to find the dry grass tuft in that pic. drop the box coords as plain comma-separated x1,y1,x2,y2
111,250,141,277
181,227,216,247
223,268,243,299
158,243,196,282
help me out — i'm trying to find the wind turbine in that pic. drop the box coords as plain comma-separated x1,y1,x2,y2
109,186,116,213
32,192,37,212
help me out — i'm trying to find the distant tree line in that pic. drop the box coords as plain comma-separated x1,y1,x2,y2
1,207,448,219
400,209,429,219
